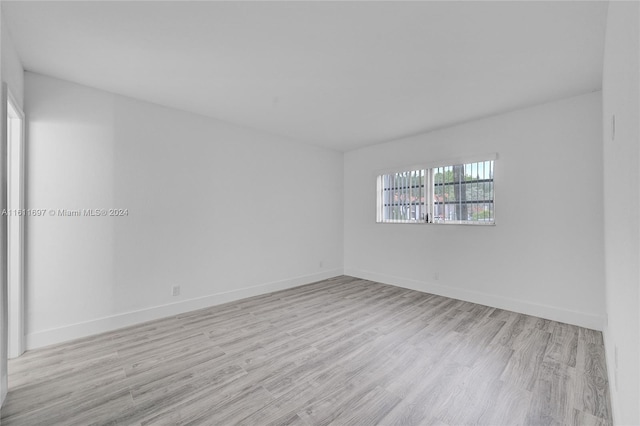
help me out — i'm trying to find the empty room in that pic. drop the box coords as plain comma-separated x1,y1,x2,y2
0,1,638,425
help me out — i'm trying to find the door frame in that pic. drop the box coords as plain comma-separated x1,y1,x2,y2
6,85,25,359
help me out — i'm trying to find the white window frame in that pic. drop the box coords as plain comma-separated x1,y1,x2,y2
376,153,497,226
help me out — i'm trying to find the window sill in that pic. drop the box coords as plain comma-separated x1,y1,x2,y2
376,221,495,226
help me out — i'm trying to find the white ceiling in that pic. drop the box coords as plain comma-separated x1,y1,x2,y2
3,1,608,151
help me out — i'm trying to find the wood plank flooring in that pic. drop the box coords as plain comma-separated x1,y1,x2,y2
1,276,612,425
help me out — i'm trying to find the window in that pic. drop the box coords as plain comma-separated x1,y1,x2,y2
377,169,427,223
377,158,495,225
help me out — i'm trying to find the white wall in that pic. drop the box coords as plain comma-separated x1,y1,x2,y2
0,6,5,407
602,1,640,424
1,15,23,109
0,6,24,406
24,72,343,348
345,92,604,330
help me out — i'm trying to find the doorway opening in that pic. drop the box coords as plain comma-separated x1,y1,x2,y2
6,88,25,359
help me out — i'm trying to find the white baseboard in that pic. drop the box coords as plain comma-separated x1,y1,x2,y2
26,267,604,350
1,372,7,406
601,328,619,425
344,268,605,331
26,269,344,350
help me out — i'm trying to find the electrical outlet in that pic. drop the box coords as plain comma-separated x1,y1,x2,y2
434,272,439,281
319,260,324,268
172,285,180,297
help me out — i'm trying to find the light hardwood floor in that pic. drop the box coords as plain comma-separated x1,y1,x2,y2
1,276,612,425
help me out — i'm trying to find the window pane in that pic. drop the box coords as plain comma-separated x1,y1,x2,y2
430,160,495,225
377,169,427,223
